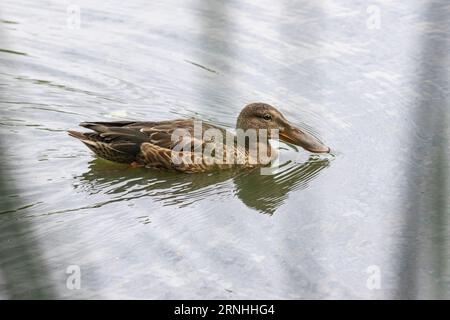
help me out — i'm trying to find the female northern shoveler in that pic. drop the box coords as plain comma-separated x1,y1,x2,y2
68,102,330,173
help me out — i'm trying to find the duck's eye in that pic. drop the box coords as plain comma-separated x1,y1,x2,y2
263,114,272,121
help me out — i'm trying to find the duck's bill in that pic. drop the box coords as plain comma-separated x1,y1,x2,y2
279,127,330,153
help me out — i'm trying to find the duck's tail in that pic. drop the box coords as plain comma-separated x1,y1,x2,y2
68,123,146,164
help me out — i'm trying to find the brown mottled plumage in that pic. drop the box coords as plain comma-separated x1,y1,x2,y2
68,103,330,173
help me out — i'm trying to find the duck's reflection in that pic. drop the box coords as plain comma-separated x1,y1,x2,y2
234,158,330,214
75,156,331,215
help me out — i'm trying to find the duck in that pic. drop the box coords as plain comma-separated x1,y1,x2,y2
68,102,330,173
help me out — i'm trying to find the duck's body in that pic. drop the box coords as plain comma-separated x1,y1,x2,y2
69,103,330,173
69,119,249,172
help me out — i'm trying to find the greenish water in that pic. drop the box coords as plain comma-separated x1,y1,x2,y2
0,0,449,299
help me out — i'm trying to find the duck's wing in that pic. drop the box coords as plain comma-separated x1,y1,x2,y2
138,119,199,150
137,119,227,151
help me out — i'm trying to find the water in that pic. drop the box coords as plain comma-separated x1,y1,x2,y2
1,0,449,299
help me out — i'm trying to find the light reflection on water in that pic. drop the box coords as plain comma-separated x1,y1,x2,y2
0,0,449,299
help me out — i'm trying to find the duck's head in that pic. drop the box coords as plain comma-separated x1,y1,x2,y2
236,102,330,153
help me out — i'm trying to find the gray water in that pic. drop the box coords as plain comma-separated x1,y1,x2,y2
0,0,449,299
